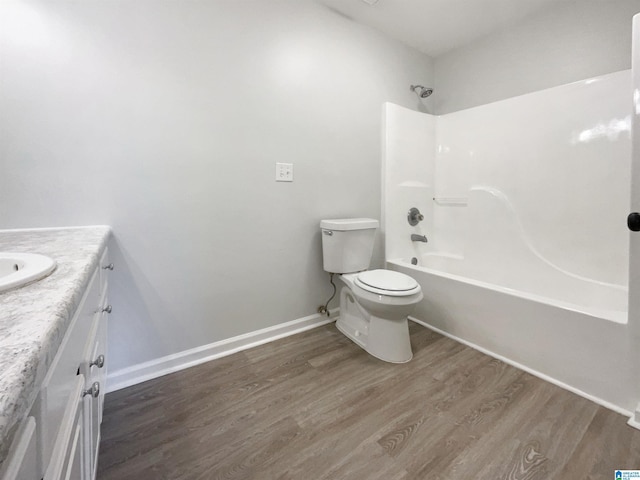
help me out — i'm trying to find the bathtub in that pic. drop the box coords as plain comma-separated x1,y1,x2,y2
391,252,627,324
387,253,633,414
381,74,637,415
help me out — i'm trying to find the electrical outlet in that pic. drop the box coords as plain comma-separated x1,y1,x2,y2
276,163,293,182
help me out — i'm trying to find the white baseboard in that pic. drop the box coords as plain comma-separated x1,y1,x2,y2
409,317,634,420
107,309,338,393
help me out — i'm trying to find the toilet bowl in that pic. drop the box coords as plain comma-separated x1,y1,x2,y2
320,218,423,363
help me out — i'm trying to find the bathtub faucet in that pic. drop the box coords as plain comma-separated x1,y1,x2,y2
411,234,428,243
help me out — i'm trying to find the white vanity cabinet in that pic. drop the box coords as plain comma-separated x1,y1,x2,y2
0,247,111,480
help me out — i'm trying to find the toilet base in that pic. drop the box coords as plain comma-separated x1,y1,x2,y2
336,285,414,363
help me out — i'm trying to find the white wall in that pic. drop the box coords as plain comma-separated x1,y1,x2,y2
0,0,433,372
434,0,640,114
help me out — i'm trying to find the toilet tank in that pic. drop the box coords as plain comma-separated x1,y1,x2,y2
320,218,379,273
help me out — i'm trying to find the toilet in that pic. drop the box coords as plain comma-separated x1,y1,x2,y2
320,218,423,363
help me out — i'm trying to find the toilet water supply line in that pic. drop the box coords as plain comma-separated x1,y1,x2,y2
318,273,336,317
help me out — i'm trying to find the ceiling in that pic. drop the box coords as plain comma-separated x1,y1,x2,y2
316,0,565,57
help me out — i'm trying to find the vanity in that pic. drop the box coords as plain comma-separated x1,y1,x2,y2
0,227,111,480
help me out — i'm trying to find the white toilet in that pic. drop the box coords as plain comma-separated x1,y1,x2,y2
320,218,423,363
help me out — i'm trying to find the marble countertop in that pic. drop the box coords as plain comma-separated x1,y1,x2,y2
0,226,111,468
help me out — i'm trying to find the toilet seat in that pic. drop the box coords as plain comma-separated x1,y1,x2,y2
354,269,420,297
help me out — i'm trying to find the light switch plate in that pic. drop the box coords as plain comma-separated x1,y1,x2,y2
276,163,293,182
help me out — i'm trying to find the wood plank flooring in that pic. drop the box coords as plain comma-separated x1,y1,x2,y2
97,323,640,480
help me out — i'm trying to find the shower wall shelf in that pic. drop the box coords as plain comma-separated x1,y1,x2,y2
433,197,468,206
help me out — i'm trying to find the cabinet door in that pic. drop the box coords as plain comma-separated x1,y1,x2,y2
93,310,108,426
79,309,107,480
38,270,99,471
62,415,83,480
97,249,110,426
44,377,85,480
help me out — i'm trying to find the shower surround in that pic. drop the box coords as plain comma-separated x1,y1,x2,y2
383,70,635,416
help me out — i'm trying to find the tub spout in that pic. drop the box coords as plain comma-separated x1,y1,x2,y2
411,234,428,243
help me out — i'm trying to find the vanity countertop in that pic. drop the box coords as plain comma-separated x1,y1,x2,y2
0,226,111,468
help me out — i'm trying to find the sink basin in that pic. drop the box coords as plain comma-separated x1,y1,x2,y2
0,253,57,293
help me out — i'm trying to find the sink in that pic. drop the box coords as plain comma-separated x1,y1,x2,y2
0,253,57,293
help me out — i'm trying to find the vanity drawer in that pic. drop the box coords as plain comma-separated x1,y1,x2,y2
36,267,100,472
98,248,111,297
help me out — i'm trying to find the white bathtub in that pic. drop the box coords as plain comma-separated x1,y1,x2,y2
387,254,634,414
391,252,627,323
381,73,637,415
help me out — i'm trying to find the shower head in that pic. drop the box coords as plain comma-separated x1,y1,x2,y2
410,85,434,99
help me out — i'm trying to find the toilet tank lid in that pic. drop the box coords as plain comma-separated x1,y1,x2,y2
320,218,379,231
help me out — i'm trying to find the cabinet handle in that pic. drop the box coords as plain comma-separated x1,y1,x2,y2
102,263,114,270
90,354,105,369
103,305,112,313
82,382,100,398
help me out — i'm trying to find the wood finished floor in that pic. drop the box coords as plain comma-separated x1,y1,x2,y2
98,323,640,480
